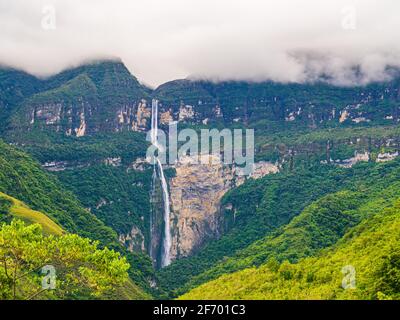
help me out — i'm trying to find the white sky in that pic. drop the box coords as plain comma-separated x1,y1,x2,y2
0,0,399,87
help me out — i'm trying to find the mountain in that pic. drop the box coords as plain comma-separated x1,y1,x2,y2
0,139,117,245
1,59,400,300
180,185,400,299
3,60,400,140
5,60,150,138
0,67,42,128
164,159,400,296
156,159,400,297
153,77,400,130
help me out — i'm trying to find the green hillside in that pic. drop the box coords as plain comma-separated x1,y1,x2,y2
0,139,117,246
178,160,400,299
5,60,150,136
1,60,400,300
0,67,42,128
0,140,157,295
0,192,64,235
55,164,151,246
0,193,150,300
180,196,400,300
158,159,400,297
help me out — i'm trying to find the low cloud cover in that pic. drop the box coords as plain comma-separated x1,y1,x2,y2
0,0,399,87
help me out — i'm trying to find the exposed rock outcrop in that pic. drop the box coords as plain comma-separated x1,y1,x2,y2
132,100,151,131
119,226,146,252
167,155,279,261
178,104,195,121
160,109,174,125
168,155,233,260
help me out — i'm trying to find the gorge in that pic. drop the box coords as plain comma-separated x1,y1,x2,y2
1,59,400,299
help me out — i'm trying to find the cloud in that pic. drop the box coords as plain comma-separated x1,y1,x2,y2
0,0,399,87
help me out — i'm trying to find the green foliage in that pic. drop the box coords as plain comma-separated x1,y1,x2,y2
55,164,151,237
54,164,156,292
0,219,130,300
0,140,118,247
7,129,148,165
180,198,400,300
6,60,150,135
0,141,156,296
0,196,12,217
159,159,400,297
0,67,42,129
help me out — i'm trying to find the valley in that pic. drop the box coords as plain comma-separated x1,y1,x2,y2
1,59,400,300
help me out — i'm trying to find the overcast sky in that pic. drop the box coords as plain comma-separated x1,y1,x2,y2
0,0,399,87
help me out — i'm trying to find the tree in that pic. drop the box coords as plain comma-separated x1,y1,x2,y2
0,219,129,300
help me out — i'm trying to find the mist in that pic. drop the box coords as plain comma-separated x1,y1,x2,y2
0,0,399,87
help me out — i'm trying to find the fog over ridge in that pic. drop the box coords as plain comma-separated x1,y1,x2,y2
0,0,399,87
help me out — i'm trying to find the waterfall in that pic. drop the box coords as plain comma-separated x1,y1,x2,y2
150,99,171,267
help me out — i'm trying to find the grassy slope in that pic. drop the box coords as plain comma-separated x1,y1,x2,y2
0,140,118,247
0,192,151,300
181,164,400,290
0,140,156,298
0,192,63,235
106,278,152,300
181,194,400,300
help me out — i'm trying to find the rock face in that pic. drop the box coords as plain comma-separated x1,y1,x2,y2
377,151,399,162
9,60,152,136
160,109,174,125
119,226,146,252
167,155,279,261
335,151,370,168
28,99,151,137
132,100,151,131
250,161,280,179
178,104,195,121
154,78,400,128
168,155,234,260
10,60,400,139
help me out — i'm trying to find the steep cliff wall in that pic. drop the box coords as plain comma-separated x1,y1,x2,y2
167,155,279,261
7,60,152,136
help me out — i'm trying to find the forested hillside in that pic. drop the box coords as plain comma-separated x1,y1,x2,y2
177,160,400,296
1,60,400,300
0,140,154,298
156,160,400,297
181,192,400,299
0,140,117,245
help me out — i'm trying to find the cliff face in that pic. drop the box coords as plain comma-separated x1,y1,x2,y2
7,60,152,136
6,61,400,139
119,225,146,252
167,155,279,261
168,155,232,260
5,60,400,267
154,78,400,128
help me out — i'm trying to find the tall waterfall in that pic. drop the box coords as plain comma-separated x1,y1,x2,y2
150,99,171,267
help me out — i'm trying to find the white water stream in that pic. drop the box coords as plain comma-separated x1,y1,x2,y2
150,99,171,267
